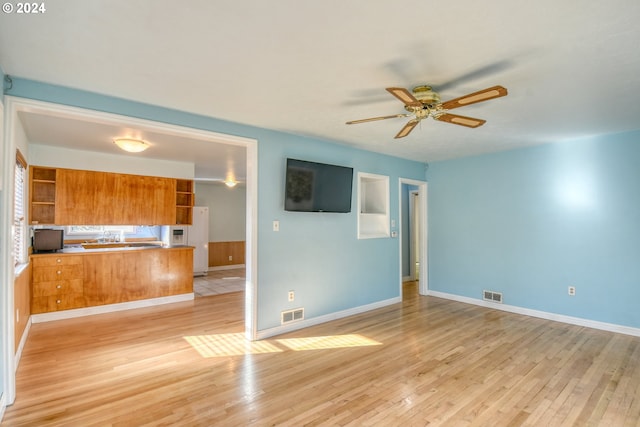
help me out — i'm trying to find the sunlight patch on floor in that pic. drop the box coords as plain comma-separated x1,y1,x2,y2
276,334,382,351
184,333,283,357
184,333,382,358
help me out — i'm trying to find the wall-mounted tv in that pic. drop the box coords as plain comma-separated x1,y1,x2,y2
285,158,354,213
33,228,64,253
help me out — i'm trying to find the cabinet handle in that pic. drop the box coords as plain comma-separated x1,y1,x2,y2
56,285,62,289
57,270,62,275
56,300,61,304
56,258,62,263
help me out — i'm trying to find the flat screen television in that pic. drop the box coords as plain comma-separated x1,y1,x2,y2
285,158,353,213
33,229,64,253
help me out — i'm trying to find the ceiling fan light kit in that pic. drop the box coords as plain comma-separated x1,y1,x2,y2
347,84,507,138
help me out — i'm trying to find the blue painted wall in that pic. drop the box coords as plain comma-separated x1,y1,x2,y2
427,131,640,328
5,78,427,331
259,138,424,327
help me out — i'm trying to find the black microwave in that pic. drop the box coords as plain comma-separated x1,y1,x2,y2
33,229,64,253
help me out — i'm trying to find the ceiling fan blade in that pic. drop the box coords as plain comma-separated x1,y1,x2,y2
440,85,507,110
395,119,420,139
435,113,486,128
386,87,422,107
346,114,411,125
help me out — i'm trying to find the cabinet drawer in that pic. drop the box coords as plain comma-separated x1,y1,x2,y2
32,255,83,267
32,279,83,297
32,293,85,313
33,264,83,283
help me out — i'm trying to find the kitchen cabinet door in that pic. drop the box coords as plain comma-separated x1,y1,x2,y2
56,169,115,225
112,174,176,224
55,168,177,225
142,175,176,225
82,247,193,306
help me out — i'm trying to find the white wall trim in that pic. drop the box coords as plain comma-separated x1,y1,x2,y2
0,392,6,423
5,96,255,148
256,296,401,340
244,137,258,341
1,97,17,407
14,316,31,371
427,290,640,338
31,294,194,324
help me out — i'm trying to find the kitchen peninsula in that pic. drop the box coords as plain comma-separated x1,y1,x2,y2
31,245,194,315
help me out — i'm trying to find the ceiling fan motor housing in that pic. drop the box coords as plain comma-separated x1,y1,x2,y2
411,85,441,106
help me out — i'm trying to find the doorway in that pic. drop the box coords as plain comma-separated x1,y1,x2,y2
399,179,427,297
1,97,260,407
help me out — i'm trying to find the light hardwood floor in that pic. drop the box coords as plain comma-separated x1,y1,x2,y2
3,283,640,426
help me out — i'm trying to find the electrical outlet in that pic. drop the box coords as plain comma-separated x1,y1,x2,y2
273,220,280,232
288,291,295,302
228,255,233,261
568,286,576,296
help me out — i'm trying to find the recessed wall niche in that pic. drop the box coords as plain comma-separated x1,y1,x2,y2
357,172,390,239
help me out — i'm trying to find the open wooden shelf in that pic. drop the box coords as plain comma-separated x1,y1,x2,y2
176,179,194,225
30,166,57,224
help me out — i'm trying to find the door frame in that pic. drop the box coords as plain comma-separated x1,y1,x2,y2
409,189,420,281
1,97,259,407
399,178,428,296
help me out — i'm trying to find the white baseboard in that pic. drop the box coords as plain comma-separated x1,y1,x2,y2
14,317,32,371
31,293,195,323
427,290,640,337
256,296,401,340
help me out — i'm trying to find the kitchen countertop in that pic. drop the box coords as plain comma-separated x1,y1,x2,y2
33,244,193,255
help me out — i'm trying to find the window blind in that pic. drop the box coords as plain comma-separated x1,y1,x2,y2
14,150,27,266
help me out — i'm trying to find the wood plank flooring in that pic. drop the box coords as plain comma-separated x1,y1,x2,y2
3,283,640,426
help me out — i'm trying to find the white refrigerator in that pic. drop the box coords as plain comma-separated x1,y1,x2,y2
162,206,209,276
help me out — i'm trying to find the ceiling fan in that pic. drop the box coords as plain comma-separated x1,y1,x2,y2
346,85,508,139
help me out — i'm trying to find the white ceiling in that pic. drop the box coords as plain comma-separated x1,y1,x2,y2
1,0,640,179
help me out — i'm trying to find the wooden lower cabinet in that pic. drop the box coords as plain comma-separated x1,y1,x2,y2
31,247,193,314
82,248,193,306
32,255,84,314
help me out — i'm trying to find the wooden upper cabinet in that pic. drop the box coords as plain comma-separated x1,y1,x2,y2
55,169,113,225
111,174,175,224
114,174,176,225
42,167,185,225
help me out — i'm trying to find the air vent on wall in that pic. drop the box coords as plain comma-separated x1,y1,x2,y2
483,290,503,304
281,308,304,324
